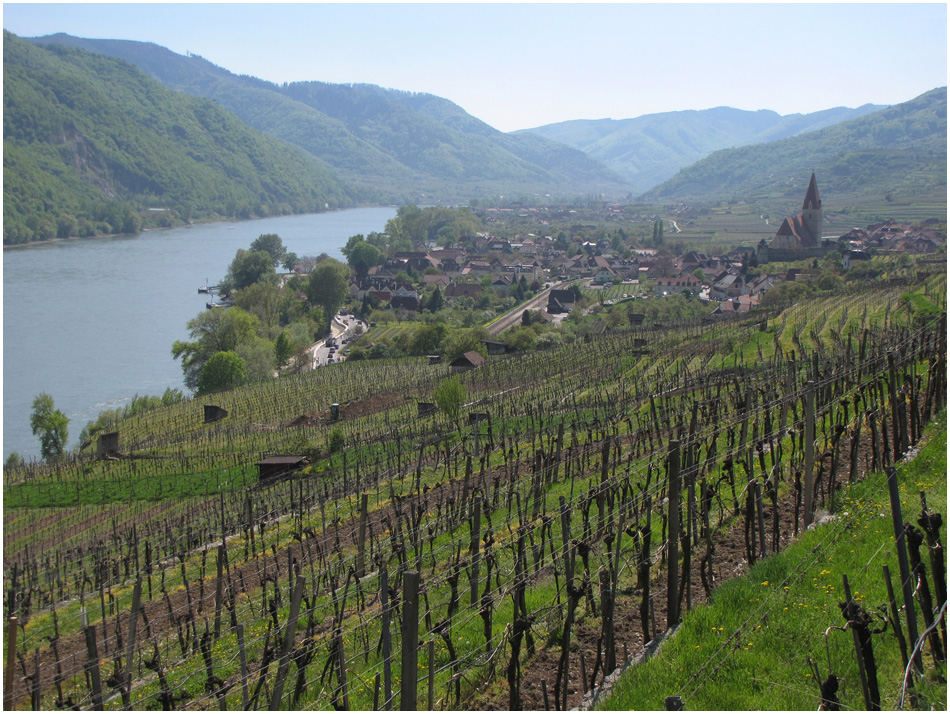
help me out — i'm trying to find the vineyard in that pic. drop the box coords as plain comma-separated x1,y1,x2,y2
3,271,946,711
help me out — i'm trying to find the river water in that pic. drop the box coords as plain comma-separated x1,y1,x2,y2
3,206,396,460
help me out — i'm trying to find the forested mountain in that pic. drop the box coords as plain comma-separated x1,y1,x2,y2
5,30,945,247
640,87,947,205
3,31,360,244
519,104,885,194
27,33,632,203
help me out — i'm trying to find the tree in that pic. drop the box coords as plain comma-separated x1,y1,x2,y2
274,330,294,370
196,351,248,394
249,234,286,267
426,286,444,313
236,337,276,383
442,327,488,363
346,240,386,278
172,308,260,390
30,393,69,461
306,258,350,335
282,251,299,273
652,219,664,247
234,281,282,329
434,375,466,428
228,249,276,290
408,323,447,355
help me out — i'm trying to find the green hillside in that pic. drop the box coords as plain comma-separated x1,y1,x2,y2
28,33,632,203
641,88,947,206
520,104,884,194
3,32,359,245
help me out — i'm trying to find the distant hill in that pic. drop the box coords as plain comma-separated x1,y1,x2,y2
640,87,947,205
3,31,358,244
519,104,885,194
27,33,632,203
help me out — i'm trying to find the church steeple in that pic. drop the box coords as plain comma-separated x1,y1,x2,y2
801,172,822,243
802,172,821,211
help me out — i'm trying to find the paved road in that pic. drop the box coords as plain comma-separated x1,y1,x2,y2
309,316,363,370
486,283,561,336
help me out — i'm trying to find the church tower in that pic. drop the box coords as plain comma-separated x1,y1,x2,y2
801,172,822,243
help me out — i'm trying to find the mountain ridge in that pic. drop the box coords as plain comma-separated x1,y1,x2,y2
3,31,359,244
27,33,632,202
518,103,887,193
641,86,947,205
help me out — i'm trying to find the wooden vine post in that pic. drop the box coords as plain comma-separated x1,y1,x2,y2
121,577,143,708
83,625,104,710
269,575,305,710
667,439,681,629
803,381,816,528
885,466,924,675
400,571,421,711
4,617,17,710
380,565,393,710
357,493,369,578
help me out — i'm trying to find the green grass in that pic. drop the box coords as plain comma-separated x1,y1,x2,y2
600,412,947,711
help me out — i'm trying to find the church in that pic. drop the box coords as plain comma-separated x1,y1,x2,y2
757,173,833,264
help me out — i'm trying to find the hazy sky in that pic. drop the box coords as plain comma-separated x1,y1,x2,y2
3,3,947,132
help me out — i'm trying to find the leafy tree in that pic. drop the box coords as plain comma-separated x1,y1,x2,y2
228,249,276,290
433,375,466,428
506,326,537,352
236,337,276,383
172,308,260,390
274,330,294,370
306,258,350,335
282,251,299,272
30,392,69,461
249,234,286,267
408,323,447,355
234,281,282,330
442,327,488,363
4,452,24,470
346,239,386,278
196,351,248,394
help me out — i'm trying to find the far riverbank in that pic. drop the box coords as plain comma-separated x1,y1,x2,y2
2,204,396,250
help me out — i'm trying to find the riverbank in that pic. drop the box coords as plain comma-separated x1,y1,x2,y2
2,204,395,250
4,206,398,460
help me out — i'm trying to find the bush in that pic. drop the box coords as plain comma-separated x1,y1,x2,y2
328,427,345,454
197,351,248,395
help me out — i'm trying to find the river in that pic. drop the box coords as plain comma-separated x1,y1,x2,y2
3,206,397,460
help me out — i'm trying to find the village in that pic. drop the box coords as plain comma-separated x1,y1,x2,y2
318,175,945,332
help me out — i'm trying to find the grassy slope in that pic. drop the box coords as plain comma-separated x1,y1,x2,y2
601,413,947,711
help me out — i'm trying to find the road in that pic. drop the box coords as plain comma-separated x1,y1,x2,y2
308,315,364,370
486,282,561,336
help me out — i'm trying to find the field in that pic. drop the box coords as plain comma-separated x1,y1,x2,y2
3,270,946,711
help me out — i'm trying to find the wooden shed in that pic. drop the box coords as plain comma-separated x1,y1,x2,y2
256,455,308,481
204,405,229,423
96,432,119,459
450,351,486,373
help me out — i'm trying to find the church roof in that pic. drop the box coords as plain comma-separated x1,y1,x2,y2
774,215,818,247
802,173,821,211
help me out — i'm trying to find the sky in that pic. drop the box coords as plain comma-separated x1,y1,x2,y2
2,2,947,132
